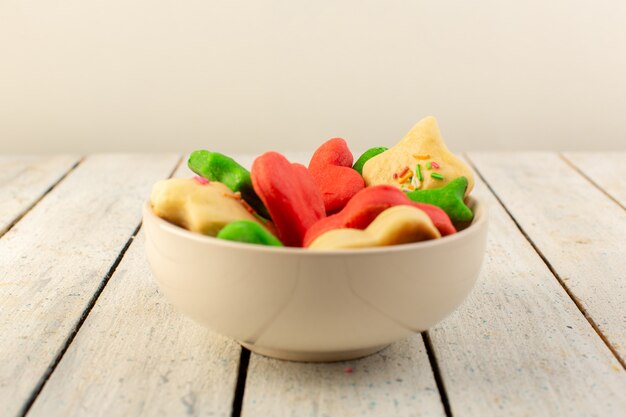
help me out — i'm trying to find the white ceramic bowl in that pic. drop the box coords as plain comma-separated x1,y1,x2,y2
143,198,488,362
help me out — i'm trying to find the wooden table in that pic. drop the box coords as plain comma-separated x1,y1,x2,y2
1,152,625,417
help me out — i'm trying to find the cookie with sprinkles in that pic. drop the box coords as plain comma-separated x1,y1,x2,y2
361,116,474,196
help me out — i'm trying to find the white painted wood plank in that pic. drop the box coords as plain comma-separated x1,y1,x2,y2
242,335,446,417
28,159,242,417
429,156,626,417
0,153,179,417
0,154,80,234
28,229,241,417
468,152,626,364
562,152,626,208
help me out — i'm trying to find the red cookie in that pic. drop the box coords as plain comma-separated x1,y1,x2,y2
303,185,455,247
252,152,326,247
308,138,365,215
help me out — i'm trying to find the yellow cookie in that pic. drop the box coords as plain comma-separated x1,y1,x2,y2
362,116,474,196
308,205,441,250
150,178,263,236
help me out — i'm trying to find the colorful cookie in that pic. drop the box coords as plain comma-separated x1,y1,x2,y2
252,152,326,247
352,147,388,175
309,205,440,249
217,220,283,246
405,176,473,223
303,185,455,247
308,138,365,214
150,178,262,236
188,150,269,218
362,116,474,196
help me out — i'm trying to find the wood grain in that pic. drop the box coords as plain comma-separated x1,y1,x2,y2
468,152,626,364
0,154,80,235
428,155,626,417
242,335,446,417
28,228,241,417
0,153,179,417
562,152,626,208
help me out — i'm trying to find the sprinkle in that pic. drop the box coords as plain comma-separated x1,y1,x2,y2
223,191,243,200
225,193,257,214
425,162,432,170
393,166,409,180
413,154,430,160
431,172,444,180
431,161,440,169
344,367,354,374
407,184,415,190
241,201,256,214
416,163,423,182
193,176,209,185
399,171,413,184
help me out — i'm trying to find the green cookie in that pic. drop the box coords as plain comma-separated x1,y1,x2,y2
405,176,473,223
188,150,269,218
353,147,388,175
217,220,283,246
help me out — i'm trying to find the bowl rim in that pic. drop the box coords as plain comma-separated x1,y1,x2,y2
143,196,488,256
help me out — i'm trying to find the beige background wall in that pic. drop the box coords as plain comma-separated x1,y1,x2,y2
1,0,625,154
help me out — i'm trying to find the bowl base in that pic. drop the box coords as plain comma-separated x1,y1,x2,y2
239,342,390,362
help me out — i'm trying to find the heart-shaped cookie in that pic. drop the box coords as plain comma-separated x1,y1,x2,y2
309,205,441,249
308,138,365,214
303,185,455,247
252,152,326,247
150,178,264,236
362,116,474,196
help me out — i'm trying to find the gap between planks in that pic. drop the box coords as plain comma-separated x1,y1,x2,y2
0,157,84,239
464,153,626,370
231,348,251,417
17,222,141,417
422,332,453,417
559,153,626,211
16,155,184,417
